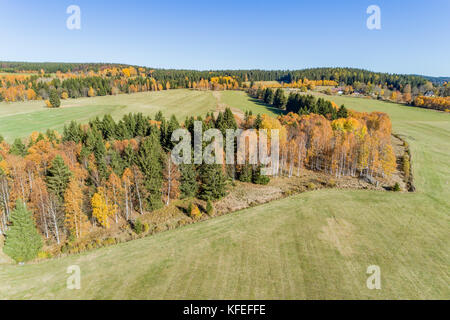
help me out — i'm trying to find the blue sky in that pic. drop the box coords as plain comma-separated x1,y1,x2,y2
0,0,449,76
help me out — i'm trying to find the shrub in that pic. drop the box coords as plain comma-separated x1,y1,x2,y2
188,202,202,218
133,219,145,234
307,182,317,190
37,251,52,260
252,167,270,185
393,183,401,192
206,199,214,215
402,154,410,179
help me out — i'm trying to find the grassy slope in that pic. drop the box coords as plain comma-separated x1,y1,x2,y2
0,92,449,299
0,89,216,142
220,90,284,117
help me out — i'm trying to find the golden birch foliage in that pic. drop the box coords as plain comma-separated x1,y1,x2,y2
380,144,396,177
88,87,96,97
64,179,88,238
91,187,115,228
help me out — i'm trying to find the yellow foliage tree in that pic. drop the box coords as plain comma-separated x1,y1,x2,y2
88,87,96,97
91,187,115,228
64,179,88,238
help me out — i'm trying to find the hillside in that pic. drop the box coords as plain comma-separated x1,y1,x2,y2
0,92,448,299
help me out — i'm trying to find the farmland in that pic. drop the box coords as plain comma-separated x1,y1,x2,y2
0,90,448,299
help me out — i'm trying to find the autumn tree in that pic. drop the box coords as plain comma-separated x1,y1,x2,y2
91,187,115,228
64,179,88,238
162,154,180,205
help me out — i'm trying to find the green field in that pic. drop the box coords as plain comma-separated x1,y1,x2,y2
0,90,216,142
220,90,283,117
0,91,449,299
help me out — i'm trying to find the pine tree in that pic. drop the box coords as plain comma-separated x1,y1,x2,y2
199,164,227,200
46,155,72,201
4,200,43,262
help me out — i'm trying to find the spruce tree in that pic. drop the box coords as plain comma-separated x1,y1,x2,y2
238,164,253,182
137,131,163,211
252,166,270,185
199,164,227,200
49,89,61,108
179,164,198,198
254,114,262,129
9,138,27,156
4,200,43,263
263,88,274,104
165,114,180,150
337,105,348,118
273,88,287,109
46,155,71,201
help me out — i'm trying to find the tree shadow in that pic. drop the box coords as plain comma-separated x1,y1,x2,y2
247,97,286,116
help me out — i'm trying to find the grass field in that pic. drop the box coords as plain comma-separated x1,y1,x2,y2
219,90,283,117
0,89,216,142
0,91,449,299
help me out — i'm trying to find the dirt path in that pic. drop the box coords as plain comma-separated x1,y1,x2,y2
212,91,245,120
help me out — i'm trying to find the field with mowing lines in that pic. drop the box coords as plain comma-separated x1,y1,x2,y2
0,91,448,299
0,89,216,141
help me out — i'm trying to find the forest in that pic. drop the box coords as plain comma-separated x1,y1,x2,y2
1,62,444,103
0,102,396,262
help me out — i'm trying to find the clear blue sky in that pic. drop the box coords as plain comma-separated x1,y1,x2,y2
0,0,449,76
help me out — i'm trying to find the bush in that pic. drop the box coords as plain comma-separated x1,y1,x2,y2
393,183,401,192
206,199,214,215
307,182,317,190
402,154,410,179
133,219,145,234
252,167,270,185
37,251,52,260
188,202,202,218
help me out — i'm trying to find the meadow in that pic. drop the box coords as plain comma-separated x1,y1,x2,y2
0,90,449,299
0,89,216,142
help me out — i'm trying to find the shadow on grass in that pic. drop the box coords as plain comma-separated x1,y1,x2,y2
247,97,286,116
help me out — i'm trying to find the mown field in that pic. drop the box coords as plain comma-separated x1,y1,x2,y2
0,90,449,299
0,89,216,142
